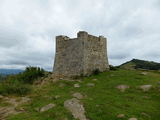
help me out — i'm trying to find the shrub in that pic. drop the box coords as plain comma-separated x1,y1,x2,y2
93,69,100,75
109,65,118,71
19,66,45,84
0,79,31,96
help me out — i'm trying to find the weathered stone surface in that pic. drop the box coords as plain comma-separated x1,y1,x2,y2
116,84,130,92
92,79,98,81
55,95,61,99
0,97,31,119
141,72,148,75
72,93,83,99
117,114,125,118
58,83,66,87
53,31,109,78
74,84,80,88
141,112,151,117
87,83,95,86
40,103,56,112
139,85,152,91
128,118,137,120
64,98,87,120
35,108,40,111
0,95,3,99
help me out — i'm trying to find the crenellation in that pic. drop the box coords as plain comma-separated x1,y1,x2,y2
53,31,109,78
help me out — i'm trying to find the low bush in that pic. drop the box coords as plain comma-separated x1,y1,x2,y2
109,65,119,71
0,79,31,96
92,68,100,75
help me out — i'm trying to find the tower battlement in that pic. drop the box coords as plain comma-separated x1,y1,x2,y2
53,31,109,78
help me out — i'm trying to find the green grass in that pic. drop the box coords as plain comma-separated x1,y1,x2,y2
3,69,160,120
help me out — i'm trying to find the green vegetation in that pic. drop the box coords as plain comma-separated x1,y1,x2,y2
0,66,45,96
120,59,160,70
1,68,159,120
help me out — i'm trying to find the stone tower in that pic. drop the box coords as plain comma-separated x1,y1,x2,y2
53,31,109,78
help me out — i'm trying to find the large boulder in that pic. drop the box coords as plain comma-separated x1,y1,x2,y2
64,98,87,120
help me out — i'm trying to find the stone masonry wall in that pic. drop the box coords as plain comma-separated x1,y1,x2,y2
53,31,109,78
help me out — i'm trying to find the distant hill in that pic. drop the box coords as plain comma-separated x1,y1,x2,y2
0,69,24,75
119,59,160,70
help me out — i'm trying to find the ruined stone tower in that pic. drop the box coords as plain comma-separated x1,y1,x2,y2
53,31,109,78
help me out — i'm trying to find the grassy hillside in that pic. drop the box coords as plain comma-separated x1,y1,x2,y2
120,59,160,70
0,69,160,120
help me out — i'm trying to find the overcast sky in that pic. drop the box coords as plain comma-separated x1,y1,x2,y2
0,0,160,71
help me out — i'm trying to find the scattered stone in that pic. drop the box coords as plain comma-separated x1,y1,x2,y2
59,78,63,80
64,98,87,120
142,96,150,99
74,84,80,88
110,74,115,76
157,87,160,90
139,85,152,91
58,83,66,87
141,112,151,117
87,83,95,86
55,95,61,99
40,103,56,112
92,79,97,81
116,84,130,92
128,118,137,120
0,95,3,99
35,108,40,111
141,72,148,75
72,93,83,99
117,114,125,118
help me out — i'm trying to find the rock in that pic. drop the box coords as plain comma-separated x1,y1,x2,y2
58,83,66,87
74,84,80,88
117,114,125,118
87,83,95,86
55,95,61,99
116,84,130,92
141,72,148,75
128,118,137,120
142,96,150,99
64,98,87,120
72,93,83,99
141,112,151,117
40,103,56,112
0,95,3,99
139,85,152,91
35,108,40,111
92,79,97,81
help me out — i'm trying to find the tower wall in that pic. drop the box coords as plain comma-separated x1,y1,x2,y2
53,31,109,78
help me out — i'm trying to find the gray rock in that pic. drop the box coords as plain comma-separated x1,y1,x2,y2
74,84,80,88
35,108,40,111
40,103,56,112
116,84,130,92
139,85,152,91
58,83,66,87
87,83,95,86
0,95,3,99
117,114,125,118
141,112,151,117
64,98,87,120
92,79,98,81
141,72,148,75
55,95,61,99
72,93,83,99
128,118,137,120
